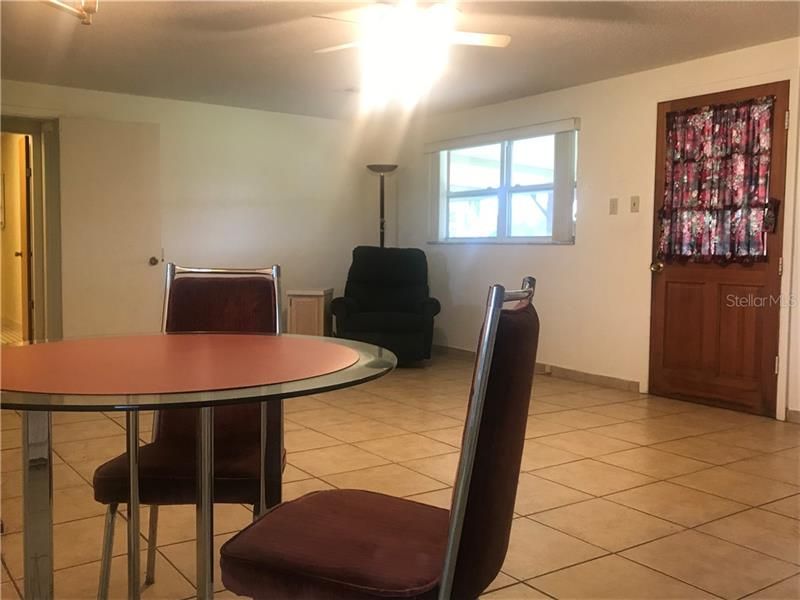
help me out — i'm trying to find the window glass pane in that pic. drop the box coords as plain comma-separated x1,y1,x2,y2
510,190,552,237
447,144,502,193
573,187,577,221
511,135,555,186
448,195,498,238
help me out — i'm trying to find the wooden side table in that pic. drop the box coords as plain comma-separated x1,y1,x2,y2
286,288,333,336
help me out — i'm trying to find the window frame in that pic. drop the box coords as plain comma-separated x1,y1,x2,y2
429,119,579,245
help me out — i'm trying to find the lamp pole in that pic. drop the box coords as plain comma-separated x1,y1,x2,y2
367,164,398,248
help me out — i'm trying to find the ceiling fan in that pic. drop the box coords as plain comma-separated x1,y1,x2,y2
315,2,510,109
313,1,511,55
45,0,98,24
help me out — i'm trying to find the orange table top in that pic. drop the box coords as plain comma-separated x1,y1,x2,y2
1,334,360,396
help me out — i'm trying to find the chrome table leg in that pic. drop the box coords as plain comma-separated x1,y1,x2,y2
126,412,141,600
265,400,283,509
258,401,267,517
22,410,54,600
196,407,214,600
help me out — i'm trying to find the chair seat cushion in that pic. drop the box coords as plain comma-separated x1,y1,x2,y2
345,312,425,333
93,441,284,505
220,489,449,599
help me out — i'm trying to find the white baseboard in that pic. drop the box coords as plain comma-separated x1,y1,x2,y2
432,345,640,391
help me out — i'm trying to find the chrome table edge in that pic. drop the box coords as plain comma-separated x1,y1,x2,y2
1,336,396,412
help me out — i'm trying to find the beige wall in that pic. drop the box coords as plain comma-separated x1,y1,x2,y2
390,38,800,415
1,133,24,330
1,81,382,335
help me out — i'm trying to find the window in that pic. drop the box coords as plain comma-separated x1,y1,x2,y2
431,120,579,244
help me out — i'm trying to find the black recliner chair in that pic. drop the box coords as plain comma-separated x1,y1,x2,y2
332,246,441,364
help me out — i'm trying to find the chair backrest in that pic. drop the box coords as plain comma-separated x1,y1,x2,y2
155,263,281,444
440,277,539,600
344,246,430,312
162,264,281,335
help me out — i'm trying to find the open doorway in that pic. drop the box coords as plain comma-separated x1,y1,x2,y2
1,117,62,343
1,132,33,342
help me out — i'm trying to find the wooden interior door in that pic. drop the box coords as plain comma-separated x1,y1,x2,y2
59,118,163,337
649,81,789,416
18,135,32,341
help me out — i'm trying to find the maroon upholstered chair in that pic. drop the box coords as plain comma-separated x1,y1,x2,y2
220,277,539,600
92,263,284,599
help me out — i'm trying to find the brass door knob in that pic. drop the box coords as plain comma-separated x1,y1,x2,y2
650,261,665,273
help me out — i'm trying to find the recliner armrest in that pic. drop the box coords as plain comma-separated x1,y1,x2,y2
417,297,441,319
331,296,359,320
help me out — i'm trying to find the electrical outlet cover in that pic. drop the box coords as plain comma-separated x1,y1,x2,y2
609,197,618,215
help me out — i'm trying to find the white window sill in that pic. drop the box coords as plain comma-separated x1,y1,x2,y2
428,238,575,246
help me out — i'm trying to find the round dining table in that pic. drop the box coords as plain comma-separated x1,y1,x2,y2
0,333,396,600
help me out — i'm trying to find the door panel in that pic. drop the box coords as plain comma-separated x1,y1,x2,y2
662,282,704,370
649,81,789,416
59,118,162,337
717,284,763,380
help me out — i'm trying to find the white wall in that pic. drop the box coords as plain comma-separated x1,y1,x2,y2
391,38,800,414
1,80,382,333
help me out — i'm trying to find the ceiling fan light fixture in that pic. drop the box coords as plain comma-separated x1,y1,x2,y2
359,0,456,110
45,0,98,24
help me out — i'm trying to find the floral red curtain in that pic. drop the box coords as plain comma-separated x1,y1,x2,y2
658,96,777,263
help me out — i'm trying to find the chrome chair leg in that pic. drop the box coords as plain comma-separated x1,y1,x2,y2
144,505,158,585
97,503,118,600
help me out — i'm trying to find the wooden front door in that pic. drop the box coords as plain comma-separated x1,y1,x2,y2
649,81,789,416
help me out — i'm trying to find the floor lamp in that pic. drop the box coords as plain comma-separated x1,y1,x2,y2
367,164,398,248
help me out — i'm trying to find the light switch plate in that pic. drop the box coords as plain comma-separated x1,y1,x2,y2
609,197,618,215
630,195,640,213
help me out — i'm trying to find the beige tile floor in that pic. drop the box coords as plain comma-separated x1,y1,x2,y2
1,352,800,599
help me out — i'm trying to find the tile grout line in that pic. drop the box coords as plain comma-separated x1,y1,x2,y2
662,471,800,506
739,571,800,599
619,544,757,600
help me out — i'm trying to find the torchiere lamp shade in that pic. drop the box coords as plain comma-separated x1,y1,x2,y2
366,164,398,174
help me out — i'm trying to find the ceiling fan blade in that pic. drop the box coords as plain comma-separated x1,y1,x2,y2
451,31,511,48
312,14,359,25
314,42,360,54
458,2,638,23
